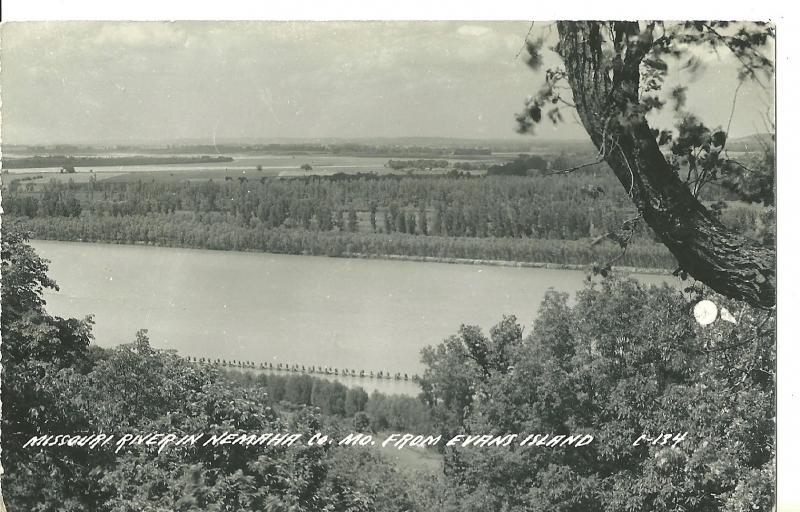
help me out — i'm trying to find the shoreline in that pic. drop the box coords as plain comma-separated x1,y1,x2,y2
30,236,673,276
340,252,671,275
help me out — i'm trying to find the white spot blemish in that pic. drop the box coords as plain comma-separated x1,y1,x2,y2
693,300,718,325
720,307,737,324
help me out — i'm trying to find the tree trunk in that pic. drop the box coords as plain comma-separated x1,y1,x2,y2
556,21,775,308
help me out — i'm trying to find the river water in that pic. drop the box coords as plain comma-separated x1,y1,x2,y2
33,240,673,394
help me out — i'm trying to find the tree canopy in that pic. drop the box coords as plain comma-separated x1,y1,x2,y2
516,21,775,308
420,275,775,511
0,222,421,512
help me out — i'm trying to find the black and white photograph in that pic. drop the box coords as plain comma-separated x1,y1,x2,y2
0,8,787,512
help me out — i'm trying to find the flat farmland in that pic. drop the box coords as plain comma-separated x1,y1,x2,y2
3,152,500,186
1,170,128,185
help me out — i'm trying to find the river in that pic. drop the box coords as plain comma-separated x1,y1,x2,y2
33,240,675,394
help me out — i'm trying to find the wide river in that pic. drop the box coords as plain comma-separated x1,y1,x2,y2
33,241,674,394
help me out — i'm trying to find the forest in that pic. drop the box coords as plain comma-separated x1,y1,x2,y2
1,157,774,272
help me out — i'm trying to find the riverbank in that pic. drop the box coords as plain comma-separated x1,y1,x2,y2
342,252,672,276
11,213,677,273
201,358,422,396
26,234,673,276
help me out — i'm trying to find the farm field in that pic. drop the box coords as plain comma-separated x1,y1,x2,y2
2,152,504,185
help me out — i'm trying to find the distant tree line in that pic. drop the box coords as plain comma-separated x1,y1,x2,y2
223,370,434,432
14,213,679,269
3,172,758,241
386,159,450,170
2,168,771,270
2,154,234,170
486,154,549,176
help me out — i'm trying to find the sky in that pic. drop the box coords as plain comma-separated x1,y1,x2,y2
0,21,775,145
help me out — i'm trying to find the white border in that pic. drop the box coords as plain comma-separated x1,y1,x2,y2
0,0,780,22
1,1,796,510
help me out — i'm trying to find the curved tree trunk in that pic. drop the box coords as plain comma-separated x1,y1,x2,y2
556,21,775,308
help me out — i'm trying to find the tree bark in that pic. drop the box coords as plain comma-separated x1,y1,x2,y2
556,21,775,309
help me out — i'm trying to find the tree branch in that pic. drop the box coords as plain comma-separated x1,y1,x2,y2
545,158,605,176
555,21,775,309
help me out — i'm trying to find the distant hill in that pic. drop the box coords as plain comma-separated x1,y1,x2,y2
726,133,774,152
1,136,596,156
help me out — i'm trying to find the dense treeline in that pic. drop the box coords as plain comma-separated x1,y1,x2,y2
2,167,770,270
386,159,450,170
383,158,490,171
7,141,515,157
14,213,678,270
419,278,775,511
7,173,643,240
223,370,434,432
486,154,548,175
3,172,760,241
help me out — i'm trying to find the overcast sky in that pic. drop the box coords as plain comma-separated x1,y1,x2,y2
0,21,774,145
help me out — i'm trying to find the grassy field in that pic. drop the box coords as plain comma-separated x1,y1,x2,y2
371,432,443,475
2,165,486,187
1,171,128,184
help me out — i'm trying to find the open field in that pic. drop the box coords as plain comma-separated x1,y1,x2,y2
372,433,443,475
2,151,502,186
1,154,234,170
1,171,128,184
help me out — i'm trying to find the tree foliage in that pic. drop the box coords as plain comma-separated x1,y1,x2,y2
421,274,775,511
516,21,775,307
0,222,419,511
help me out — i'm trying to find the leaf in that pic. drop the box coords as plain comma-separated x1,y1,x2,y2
525,38,545,70
671,86,688,112
644,57,668,71
529,105,542,123
711,130,727,148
